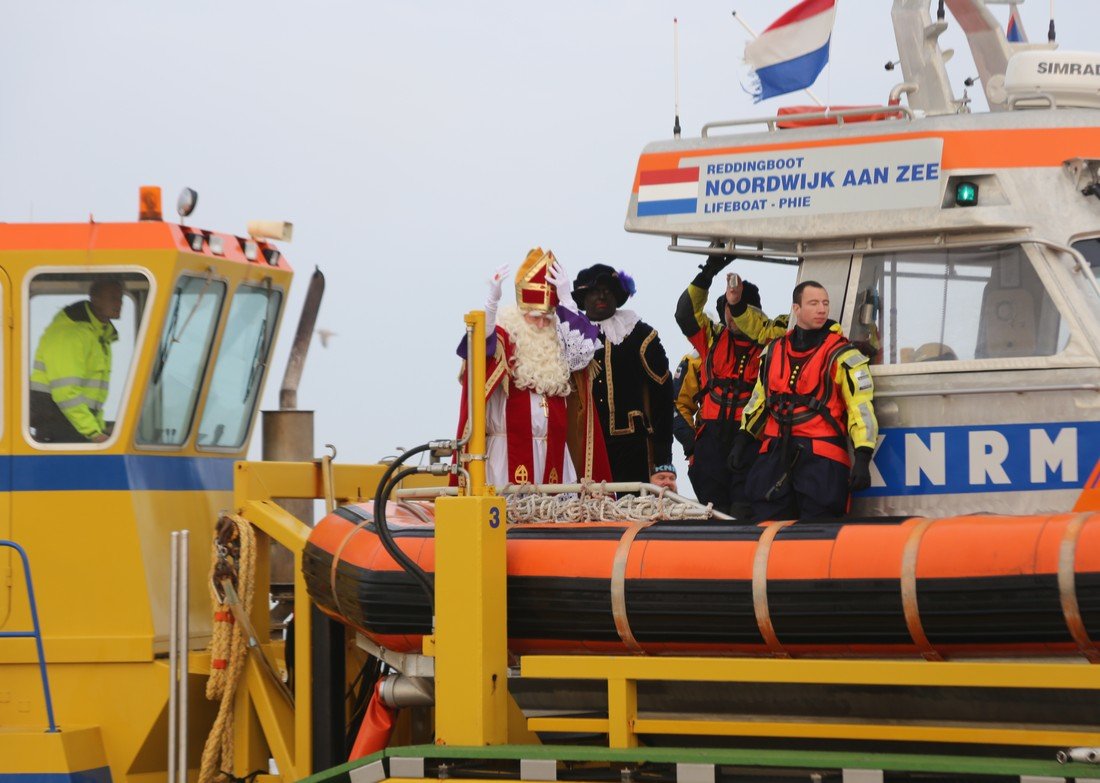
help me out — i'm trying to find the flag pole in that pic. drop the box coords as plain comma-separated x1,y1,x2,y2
673,18,682,138
732,10,825,107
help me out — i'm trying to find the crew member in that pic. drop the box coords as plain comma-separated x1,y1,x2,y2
732,280,878,520
672,350,701,459
671,351,701,497
30,278,123,443
676,254,780,515
572,264,675,487
456,248,611,487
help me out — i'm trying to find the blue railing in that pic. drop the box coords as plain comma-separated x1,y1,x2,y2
0,540,59,732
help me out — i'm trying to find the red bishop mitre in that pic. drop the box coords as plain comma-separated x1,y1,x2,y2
515,247,558,312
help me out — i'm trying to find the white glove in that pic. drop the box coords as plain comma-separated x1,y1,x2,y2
487,264,509,306
546,261,573,311
485,264,509,334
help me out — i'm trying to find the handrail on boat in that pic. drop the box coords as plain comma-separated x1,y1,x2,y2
1007,91,1058,110
0,540,59,732
702,104,914,137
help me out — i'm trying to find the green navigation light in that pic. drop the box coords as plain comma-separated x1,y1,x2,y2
955,181,979,207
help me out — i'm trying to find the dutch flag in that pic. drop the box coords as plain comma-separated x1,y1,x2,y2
1006,3,1027,43
745,0,837,103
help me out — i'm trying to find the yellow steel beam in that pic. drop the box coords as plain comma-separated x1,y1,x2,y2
244,656,298,779
233,460,444,511
527,717,611,734
433,494,509,745
462,310,487,495
607,678,638,749
507,694,543,745
237,498,314,776
632,717,1100,748
234,456,445,775
521,655,1100,690
528,715,1100,749
239,499,311,556
234,658,278,777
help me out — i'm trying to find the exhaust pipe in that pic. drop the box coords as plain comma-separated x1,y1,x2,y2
379,675,434,708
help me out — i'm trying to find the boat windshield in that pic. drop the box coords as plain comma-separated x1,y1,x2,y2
196,282,282,449
137,273,226,446
848,245,1068,366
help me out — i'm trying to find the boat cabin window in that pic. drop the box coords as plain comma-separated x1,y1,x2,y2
848,246,1067,366
136,274,227,447
27,271,151,445
1073,237,1100,271
196,282,282,450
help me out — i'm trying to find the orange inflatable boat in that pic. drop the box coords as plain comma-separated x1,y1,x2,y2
303,503,1100,660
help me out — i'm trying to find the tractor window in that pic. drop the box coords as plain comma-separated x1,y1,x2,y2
136,274,226,447
848,246,1067,366
196,283,282,450
27,270,151,445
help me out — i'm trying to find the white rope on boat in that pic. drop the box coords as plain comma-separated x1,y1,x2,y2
392,480,730,523
503,480,721,524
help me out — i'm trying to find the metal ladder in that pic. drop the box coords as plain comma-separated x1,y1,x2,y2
0,539,59,732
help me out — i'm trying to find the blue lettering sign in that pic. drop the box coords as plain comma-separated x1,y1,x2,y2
862,421,1100,496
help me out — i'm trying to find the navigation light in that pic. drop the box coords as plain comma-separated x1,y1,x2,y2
955,181,979,207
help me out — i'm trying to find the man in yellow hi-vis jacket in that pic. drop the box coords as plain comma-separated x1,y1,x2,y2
30,279,123,443
729,280,878,520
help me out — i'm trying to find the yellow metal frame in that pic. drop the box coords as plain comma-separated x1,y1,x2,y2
521,654,1100,749
228,309,530,765
428,310,515,746
230,460,437,780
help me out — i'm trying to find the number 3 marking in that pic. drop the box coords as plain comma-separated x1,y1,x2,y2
489,507,500,528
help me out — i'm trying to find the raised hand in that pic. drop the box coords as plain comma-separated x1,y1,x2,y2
487,264,510,305
726,272,744,306
546,261,572,308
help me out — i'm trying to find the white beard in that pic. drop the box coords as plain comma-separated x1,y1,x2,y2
497,306,572,397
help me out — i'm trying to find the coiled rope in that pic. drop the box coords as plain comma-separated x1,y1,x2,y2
506,481,714,524
199,514,256,783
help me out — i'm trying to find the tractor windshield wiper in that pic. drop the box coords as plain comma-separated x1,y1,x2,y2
152,292,183,385
243,295,272,403
152,271,213,385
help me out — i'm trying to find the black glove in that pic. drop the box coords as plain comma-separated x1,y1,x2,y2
727,430,756,473
693,253,736,287
849,448,873,492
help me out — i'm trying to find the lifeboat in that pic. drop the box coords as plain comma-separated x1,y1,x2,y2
303,502,1100,660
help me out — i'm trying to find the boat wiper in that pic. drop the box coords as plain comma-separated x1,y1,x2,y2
243,288,272,403
152,292,183,385
152,270,214,385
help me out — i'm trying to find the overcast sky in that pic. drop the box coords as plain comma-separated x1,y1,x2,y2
0,1,1092,491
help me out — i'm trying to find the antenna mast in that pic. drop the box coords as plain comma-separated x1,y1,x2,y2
673,18,681,138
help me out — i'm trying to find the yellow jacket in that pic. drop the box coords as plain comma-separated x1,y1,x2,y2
30,301,117,439
673,352,702,446
731,304,790,344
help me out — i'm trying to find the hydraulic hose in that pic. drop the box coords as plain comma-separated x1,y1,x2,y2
372,444,438,615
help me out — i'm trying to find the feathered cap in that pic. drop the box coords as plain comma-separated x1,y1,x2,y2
515,247,559,312
571,263,635,309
